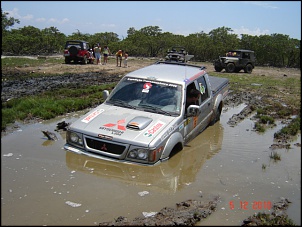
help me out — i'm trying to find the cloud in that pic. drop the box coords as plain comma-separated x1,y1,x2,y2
47,18,70,24
36,18,46,22
4,8,21,19
23,14,34,20
233,26,270,37
243,1,278,9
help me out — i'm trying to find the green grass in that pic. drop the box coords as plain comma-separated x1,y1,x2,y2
270,151,281,162
1,57,63,68
274,116,301,139
247,212,296,225
1,83,115,130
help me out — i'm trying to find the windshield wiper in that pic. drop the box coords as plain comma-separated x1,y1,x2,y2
138,104,172,116
107,99,136,109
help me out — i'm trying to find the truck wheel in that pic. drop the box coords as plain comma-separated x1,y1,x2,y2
65,57,71,64
210,106,222,126
226,63,235,73
244,64,253,73
214,66,223,72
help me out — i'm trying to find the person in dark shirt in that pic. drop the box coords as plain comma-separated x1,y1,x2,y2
185,88,201,114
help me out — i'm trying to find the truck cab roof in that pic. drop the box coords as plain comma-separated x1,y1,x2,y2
125,61,207,85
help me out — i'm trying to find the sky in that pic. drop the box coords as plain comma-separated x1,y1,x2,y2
2,1,301,40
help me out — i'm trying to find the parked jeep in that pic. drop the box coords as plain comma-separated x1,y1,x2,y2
165,46,194,63
213,49,255,73
63,40,94,64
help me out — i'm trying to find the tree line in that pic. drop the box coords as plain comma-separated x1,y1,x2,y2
2,9,300,68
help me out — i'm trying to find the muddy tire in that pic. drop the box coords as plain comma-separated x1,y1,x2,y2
210,106,222,126
69,46,78,55
226,63,235,73
214,66,223,72
244,64,253,73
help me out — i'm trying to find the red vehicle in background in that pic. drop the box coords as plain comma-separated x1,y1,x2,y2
64,40,94,64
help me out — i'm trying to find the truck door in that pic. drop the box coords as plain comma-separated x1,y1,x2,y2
183,76,211,142
196,75,212,129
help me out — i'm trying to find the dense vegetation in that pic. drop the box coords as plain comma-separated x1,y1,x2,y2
2,9,300,68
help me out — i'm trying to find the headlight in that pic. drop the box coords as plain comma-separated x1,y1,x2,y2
127,148,149,160
67,131,83,146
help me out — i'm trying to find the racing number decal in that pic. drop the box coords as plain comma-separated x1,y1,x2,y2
142,82,152,93
193,116,198,128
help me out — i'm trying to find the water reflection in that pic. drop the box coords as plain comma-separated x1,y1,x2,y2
65,122,224,193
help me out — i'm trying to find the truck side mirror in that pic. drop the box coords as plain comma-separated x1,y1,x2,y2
187,105,199,117
102,90,109,100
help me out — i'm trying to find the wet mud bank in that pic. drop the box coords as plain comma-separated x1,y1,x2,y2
1,64,300,225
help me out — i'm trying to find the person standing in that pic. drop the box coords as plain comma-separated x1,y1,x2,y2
123,51,129,67
116,50,123,67
102,45,111,65
94,44,102,65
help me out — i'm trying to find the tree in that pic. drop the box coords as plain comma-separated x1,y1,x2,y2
209,26,240,58
1,9,20,34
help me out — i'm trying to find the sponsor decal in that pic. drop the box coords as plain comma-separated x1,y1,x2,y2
143,82,152,89
161,124,176,141
81,109,104,123
199,83,205,94
184,118,191,126
100,119,126,136
193,116,198,128
184,78,191,84
144,121,165,138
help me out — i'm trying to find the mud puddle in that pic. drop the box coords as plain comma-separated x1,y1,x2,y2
1,105,301,226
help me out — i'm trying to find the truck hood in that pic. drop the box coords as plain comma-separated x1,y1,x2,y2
69,104,176,145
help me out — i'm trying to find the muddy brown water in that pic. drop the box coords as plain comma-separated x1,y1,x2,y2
1,105,301,226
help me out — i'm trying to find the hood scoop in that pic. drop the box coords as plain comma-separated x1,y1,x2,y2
126,117,153,131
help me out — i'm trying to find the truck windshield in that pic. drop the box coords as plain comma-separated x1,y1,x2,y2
106,77,182,116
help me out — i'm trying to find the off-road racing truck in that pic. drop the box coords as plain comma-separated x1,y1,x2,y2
63,40,94,64
64,58,229,165
213,49,255,73
165,46,194,63
64,60,229,166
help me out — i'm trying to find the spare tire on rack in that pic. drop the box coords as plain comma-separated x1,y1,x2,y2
69,46,78,55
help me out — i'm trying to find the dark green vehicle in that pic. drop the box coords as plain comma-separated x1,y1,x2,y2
214,49,256,73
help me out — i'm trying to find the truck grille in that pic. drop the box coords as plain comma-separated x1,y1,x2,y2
85,138,126,155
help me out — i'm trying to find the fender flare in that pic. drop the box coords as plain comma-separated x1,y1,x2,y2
211,94,223,121
160,131,184,160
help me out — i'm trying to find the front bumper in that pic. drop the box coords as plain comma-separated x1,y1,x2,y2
64,144,163,166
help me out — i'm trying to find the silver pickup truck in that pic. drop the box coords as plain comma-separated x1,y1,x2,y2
64,61,229,165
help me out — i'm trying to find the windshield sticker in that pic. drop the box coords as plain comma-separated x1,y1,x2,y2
199,83,205,94
127,77,178,88
144,121,165,138
100,119,126,136
142,82,152,93
81,109,104,123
